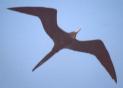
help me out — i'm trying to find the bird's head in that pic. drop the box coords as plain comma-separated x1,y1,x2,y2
70,28,81,39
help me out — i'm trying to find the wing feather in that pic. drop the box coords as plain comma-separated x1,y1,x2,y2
68,39,117,82
8,7,67,41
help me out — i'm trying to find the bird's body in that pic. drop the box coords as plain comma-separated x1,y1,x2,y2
8,7,117,83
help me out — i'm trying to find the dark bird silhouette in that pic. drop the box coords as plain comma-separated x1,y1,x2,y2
8,7,117,83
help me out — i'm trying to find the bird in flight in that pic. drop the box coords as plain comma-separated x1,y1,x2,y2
8,7,117,83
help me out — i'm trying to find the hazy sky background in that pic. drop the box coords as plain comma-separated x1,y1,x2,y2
0,0,123,88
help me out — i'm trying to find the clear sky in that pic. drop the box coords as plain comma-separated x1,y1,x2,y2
0,0,123,88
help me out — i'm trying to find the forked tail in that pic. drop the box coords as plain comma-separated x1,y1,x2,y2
32,46,60,71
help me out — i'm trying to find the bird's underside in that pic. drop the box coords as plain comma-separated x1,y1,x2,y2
8,7,117,83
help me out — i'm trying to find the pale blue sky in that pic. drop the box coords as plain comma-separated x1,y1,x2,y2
0,0,123,88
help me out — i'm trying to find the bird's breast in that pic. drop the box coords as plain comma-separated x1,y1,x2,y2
57,36,74,48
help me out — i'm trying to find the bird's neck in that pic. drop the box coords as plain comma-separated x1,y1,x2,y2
69,32,76,39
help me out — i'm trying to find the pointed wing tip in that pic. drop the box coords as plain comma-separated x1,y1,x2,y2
8,7,23,12
8,7,15,10
111,68,117,83
111,74,117,83
8,7,57,11
8,7,22,13
8,7,57,17
113,77,117,84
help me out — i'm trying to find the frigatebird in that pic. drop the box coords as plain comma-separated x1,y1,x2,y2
8,7,117,82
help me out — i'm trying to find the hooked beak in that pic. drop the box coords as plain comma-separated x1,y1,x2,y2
75,28,81,33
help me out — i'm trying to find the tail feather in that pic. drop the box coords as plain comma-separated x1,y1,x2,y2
32,46,60,71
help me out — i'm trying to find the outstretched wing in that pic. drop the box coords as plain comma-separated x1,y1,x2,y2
68,39,117,83
8,7,67,42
